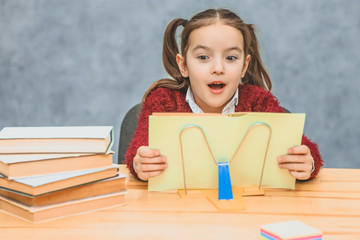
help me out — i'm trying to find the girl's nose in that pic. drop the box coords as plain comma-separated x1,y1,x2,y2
211,59,225,75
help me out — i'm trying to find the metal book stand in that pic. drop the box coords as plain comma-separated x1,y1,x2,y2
177,122,272,210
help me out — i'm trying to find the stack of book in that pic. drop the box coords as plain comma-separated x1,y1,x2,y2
0,126,127,223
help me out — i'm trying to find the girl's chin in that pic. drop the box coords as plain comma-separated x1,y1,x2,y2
202,103,229,113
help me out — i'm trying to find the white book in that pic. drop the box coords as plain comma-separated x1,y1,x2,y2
0,164,119,195
0,126,114,154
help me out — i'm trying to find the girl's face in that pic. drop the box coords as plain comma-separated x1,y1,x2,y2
177,22,250,113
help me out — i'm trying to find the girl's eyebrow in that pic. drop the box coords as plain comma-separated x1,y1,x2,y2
192,45,210,52
191,45,243,53
227,47,242,53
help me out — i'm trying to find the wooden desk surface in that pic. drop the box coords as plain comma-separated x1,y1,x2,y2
1,166,360,240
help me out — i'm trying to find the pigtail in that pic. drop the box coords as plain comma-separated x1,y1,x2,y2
243,24,272,91
143,18,189,101
163,18,188,82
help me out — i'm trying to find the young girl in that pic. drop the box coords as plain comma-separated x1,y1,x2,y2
125,8,323,181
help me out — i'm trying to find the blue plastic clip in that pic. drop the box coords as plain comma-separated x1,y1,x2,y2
218,162,233,200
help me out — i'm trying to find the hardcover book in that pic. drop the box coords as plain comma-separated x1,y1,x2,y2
0,173,126,206
0,165,119,195
0,191,127,223
0,126,114,154
0,152,114,179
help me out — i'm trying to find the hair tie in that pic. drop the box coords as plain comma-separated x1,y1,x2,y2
182,19,188,27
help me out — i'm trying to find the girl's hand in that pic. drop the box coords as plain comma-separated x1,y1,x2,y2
133,146,168,181
277,145,314,180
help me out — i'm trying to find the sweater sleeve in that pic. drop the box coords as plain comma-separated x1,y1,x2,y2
301,135,323,178
124,88,178,178
124,103,150,178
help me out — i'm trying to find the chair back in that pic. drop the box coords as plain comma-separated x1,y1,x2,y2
118,103,142,163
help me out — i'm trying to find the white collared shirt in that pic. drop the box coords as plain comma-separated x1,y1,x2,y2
185,87,239,114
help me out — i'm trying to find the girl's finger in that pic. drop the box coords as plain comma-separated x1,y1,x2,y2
288,170,310,180
137,162,168,173
278,155,310,164
137,146,160,158
279,162,312,173
138,156,167,164
288,145,310,155
138,170,165,181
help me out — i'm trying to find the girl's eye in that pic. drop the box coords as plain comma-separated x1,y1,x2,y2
198,55,209,60
226,56,237,61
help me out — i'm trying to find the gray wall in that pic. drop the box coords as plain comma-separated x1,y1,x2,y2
1,0,359,168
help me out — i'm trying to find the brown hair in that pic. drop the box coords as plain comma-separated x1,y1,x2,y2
143,8,272,101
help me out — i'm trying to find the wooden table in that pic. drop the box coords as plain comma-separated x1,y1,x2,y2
1,166,360,240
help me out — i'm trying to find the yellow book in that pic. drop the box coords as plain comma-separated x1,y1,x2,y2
148,112,305,191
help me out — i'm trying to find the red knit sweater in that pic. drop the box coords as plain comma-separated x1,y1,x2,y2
125,84,323,179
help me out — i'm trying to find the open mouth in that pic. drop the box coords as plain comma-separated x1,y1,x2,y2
208,82,226,90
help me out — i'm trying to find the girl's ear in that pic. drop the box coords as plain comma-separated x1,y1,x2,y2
176,54,189,78
241,54,251,78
